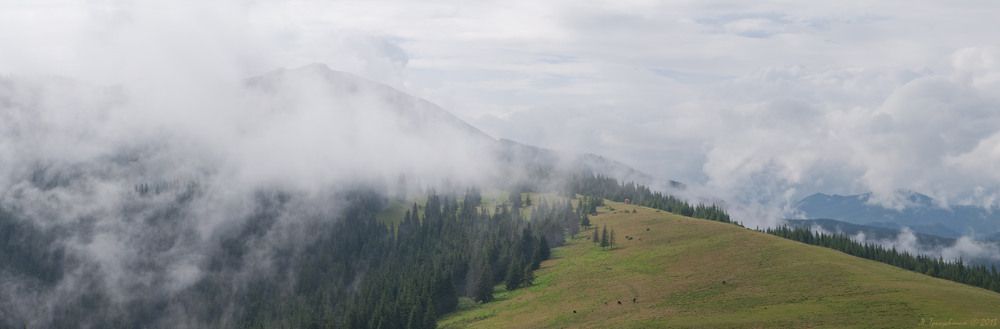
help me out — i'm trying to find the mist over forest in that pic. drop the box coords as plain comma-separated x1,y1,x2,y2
0,62,657,328
3,1,1000,328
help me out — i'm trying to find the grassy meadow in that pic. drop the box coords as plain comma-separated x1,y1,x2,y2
439,200,1000,328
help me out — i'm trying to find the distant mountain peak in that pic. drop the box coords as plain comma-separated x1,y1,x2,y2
800,190,938,210
794,191,1000,239
243,64,655,188
898,190,935,207
295,62,334,72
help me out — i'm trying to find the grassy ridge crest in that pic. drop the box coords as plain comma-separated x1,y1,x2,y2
439,200,1000,328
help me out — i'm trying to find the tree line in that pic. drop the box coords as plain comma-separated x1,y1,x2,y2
230,188,576,329
569,173,735,225
567,173,1000,297
5,172,742,329
0,186,580,329
343,189,570,329
765,225,1000,293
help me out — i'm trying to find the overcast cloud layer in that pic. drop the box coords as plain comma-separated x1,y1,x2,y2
3,1,1000,224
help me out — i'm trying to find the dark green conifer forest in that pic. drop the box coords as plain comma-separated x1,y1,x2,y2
569,174,732,224
5,173,998,328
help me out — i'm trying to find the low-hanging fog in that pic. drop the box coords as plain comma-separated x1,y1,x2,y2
0,61,523,327
802,224,1000,268
0,4,644,325
0,62,630,326
6,1,1000,226
0,37,640,327
3,1,1000,326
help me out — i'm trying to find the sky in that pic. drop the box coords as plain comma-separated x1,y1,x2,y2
3,0,1000,219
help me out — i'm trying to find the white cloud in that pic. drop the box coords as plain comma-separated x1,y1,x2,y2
850,228,1000,265
14,2,1000,325
4,0,1000,223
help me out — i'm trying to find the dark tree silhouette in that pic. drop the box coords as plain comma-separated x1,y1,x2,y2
505,258,524,291
475,263,495,303
600,225,609,250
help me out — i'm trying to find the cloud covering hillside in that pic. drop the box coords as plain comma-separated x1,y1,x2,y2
4,1,1000,224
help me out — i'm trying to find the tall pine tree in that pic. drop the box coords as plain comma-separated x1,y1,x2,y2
610,227,616,249
600,225,609,250
505,258,524,291
423,297,437,329
474,263,494,303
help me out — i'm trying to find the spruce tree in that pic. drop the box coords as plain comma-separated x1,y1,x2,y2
509,191,523,209
423,298,437,329
523,264,535,287
406,305,423,329
505,258,524,291
412,202,420,223
610,227,616,249
474,263,494,303
600,225,609,250
538,236,550,261
530,246,542,270
529,235,550,270
519,227,535,262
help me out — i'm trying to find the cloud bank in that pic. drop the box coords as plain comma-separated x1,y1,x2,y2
3,1,1000,238
2,2,1000,325
0,61,506,327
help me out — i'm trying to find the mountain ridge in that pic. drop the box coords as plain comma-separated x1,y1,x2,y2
249,63,662,189
247,63,497,143
794,191,1000,239
440,200,1000,328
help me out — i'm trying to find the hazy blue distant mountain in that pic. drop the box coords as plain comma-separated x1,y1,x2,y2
785,218,1000,267
785,218,958,246
794,192,1000,239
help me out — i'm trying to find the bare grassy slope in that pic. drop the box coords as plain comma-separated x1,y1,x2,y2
440,200,1000,328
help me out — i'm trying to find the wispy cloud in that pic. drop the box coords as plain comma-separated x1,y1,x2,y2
3,0,1000,228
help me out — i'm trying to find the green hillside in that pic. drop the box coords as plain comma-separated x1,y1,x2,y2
439,200,1000,328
